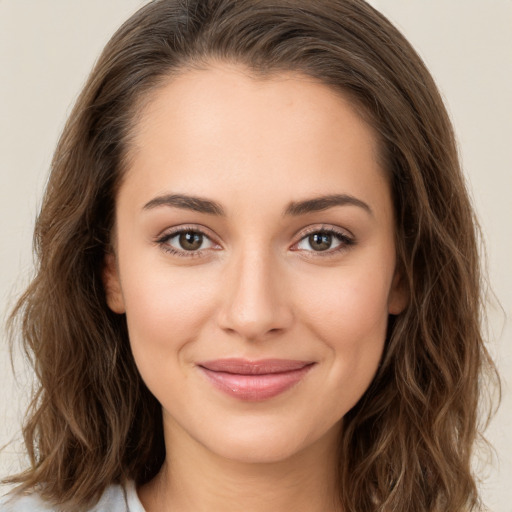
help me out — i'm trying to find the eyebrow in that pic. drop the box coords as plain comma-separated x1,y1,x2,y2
142,193,372,217
284,194,373,217
143,194,226,215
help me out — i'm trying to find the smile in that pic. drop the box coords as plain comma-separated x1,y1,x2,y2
197,359,316,401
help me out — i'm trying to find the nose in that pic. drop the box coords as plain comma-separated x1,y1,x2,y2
217,247,294,341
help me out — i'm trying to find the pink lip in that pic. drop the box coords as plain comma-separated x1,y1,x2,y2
197,359,315,401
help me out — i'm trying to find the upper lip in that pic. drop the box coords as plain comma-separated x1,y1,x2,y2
197,358,314,375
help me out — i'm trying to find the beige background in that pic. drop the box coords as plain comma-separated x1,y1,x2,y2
1,1,510,510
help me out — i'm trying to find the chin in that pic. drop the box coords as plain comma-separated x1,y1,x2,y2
213,437,307,465
195,417,340,465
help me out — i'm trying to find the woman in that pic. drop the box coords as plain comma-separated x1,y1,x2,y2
1,0,499,510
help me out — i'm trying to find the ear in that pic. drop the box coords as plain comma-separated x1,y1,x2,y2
103,252,126,314
388,269,409,315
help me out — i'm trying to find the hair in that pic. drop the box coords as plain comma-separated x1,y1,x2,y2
4,0,499,510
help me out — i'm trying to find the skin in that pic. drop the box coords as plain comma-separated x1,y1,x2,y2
104,63,407,512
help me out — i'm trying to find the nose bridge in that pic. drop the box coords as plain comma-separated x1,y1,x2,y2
218,242,292,340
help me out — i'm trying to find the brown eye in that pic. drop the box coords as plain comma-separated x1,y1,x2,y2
308,233,333,251
295,229,353,254
179,231,204,251
159,228,216,255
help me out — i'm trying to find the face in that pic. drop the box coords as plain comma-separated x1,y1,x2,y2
104,64,406,464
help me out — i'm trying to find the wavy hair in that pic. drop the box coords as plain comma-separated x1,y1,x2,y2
5,0,499,510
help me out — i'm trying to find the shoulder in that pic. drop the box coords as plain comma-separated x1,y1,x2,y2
0,481,145,512
0,491,56,512
0,491,54,512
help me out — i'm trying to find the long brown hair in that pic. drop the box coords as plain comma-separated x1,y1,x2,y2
4,0,499,510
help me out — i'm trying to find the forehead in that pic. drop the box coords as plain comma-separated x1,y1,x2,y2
132,63,377,148
121,64,390,219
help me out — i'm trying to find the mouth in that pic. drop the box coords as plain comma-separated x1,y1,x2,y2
197,358,315,401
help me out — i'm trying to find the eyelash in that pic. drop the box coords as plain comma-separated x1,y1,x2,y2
293,226,355,258
155,225,355,259
156,225,218,258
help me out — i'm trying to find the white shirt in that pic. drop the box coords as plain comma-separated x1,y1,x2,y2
0,481,145,512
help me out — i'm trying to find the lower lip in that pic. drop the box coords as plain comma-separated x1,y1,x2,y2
199,365,314,401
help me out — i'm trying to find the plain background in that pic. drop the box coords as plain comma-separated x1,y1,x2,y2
1,1,510,510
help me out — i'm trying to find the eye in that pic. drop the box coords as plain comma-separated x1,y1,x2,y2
157,227,219,256
171,231,210,251
294,228,354,254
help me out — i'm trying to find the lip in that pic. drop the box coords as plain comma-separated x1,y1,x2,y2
197,358,315,401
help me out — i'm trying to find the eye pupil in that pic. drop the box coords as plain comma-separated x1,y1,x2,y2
309,233,332,251
179,231,203,250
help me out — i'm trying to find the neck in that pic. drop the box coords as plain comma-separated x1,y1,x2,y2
139,419,343,512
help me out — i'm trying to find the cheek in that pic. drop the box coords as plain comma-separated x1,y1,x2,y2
119,262,219,370
302,265,391,339
298,264,391,384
